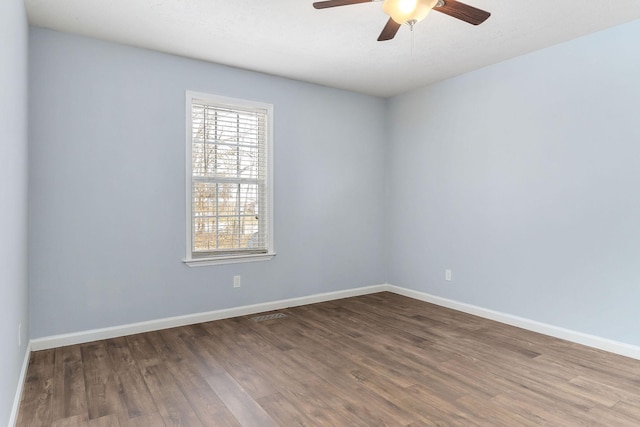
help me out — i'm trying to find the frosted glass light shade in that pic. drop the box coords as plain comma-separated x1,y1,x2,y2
382,0,439,24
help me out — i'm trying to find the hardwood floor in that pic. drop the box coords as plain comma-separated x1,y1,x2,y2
16,292,640,426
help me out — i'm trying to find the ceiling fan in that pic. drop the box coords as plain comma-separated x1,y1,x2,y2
313,0,491,41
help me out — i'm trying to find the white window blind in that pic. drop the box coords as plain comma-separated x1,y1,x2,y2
185,92,274,265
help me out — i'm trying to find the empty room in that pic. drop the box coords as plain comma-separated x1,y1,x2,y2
2,0,640,425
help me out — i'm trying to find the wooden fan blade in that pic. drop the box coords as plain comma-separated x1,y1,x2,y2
378,17,401,41
434,0,490,25
313,0,372,9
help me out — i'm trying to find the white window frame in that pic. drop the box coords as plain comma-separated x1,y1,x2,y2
184,91,275,266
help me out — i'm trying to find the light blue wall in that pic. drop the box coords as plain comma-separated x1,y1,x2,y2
0,0,30,424
29,20,640,349
28,28,387,338
387,20,640,345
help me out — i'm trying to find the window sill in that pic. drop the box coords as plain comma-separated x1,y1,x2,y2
183,252,276,267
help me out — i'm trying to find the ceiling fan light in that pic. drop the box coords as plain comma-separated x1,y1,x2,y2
382,0,439,25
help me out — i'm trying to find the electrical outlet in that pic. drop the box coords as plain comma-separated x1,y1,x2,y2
233,275,241,288
445,269,452,282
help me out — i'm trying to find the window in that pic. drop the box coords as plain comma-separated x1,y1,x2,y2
185,91,274,266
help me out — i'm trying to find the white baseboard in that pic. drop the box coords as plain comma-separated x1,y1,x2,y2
29,283,640,361
9,342,31,427
387,285,640,361
30,284,388,351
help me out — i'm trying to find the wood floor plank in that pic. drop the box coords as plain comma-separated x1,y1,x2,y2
164,358,242,426
201,316,282,355
51,414,89,427
491,390,604,426
87,414,121,427
205,372,278,427
286,348,417,426
197,334,277,399
612,401,640,422
17,350,56,426
232,347,363,425
52,345,88,422
586,405,640,427
104,337,158,420
16,292,640,426
122,413,166,427
124,333,160,369
256,392,315,427
454,394,540,427
80,343,128,423
141,363,204,427
176,333,226,377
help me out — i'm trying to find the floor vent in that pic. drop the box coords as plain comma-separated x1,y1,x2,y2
250,313,287,322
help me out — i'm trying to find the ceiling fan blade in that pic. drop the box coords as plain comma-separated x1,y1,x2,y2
434,0,490,25
377,17,401,41
313,0,372,9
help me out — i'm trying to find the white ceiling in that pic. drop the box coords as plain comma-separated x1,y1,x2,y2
24,0,640,97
